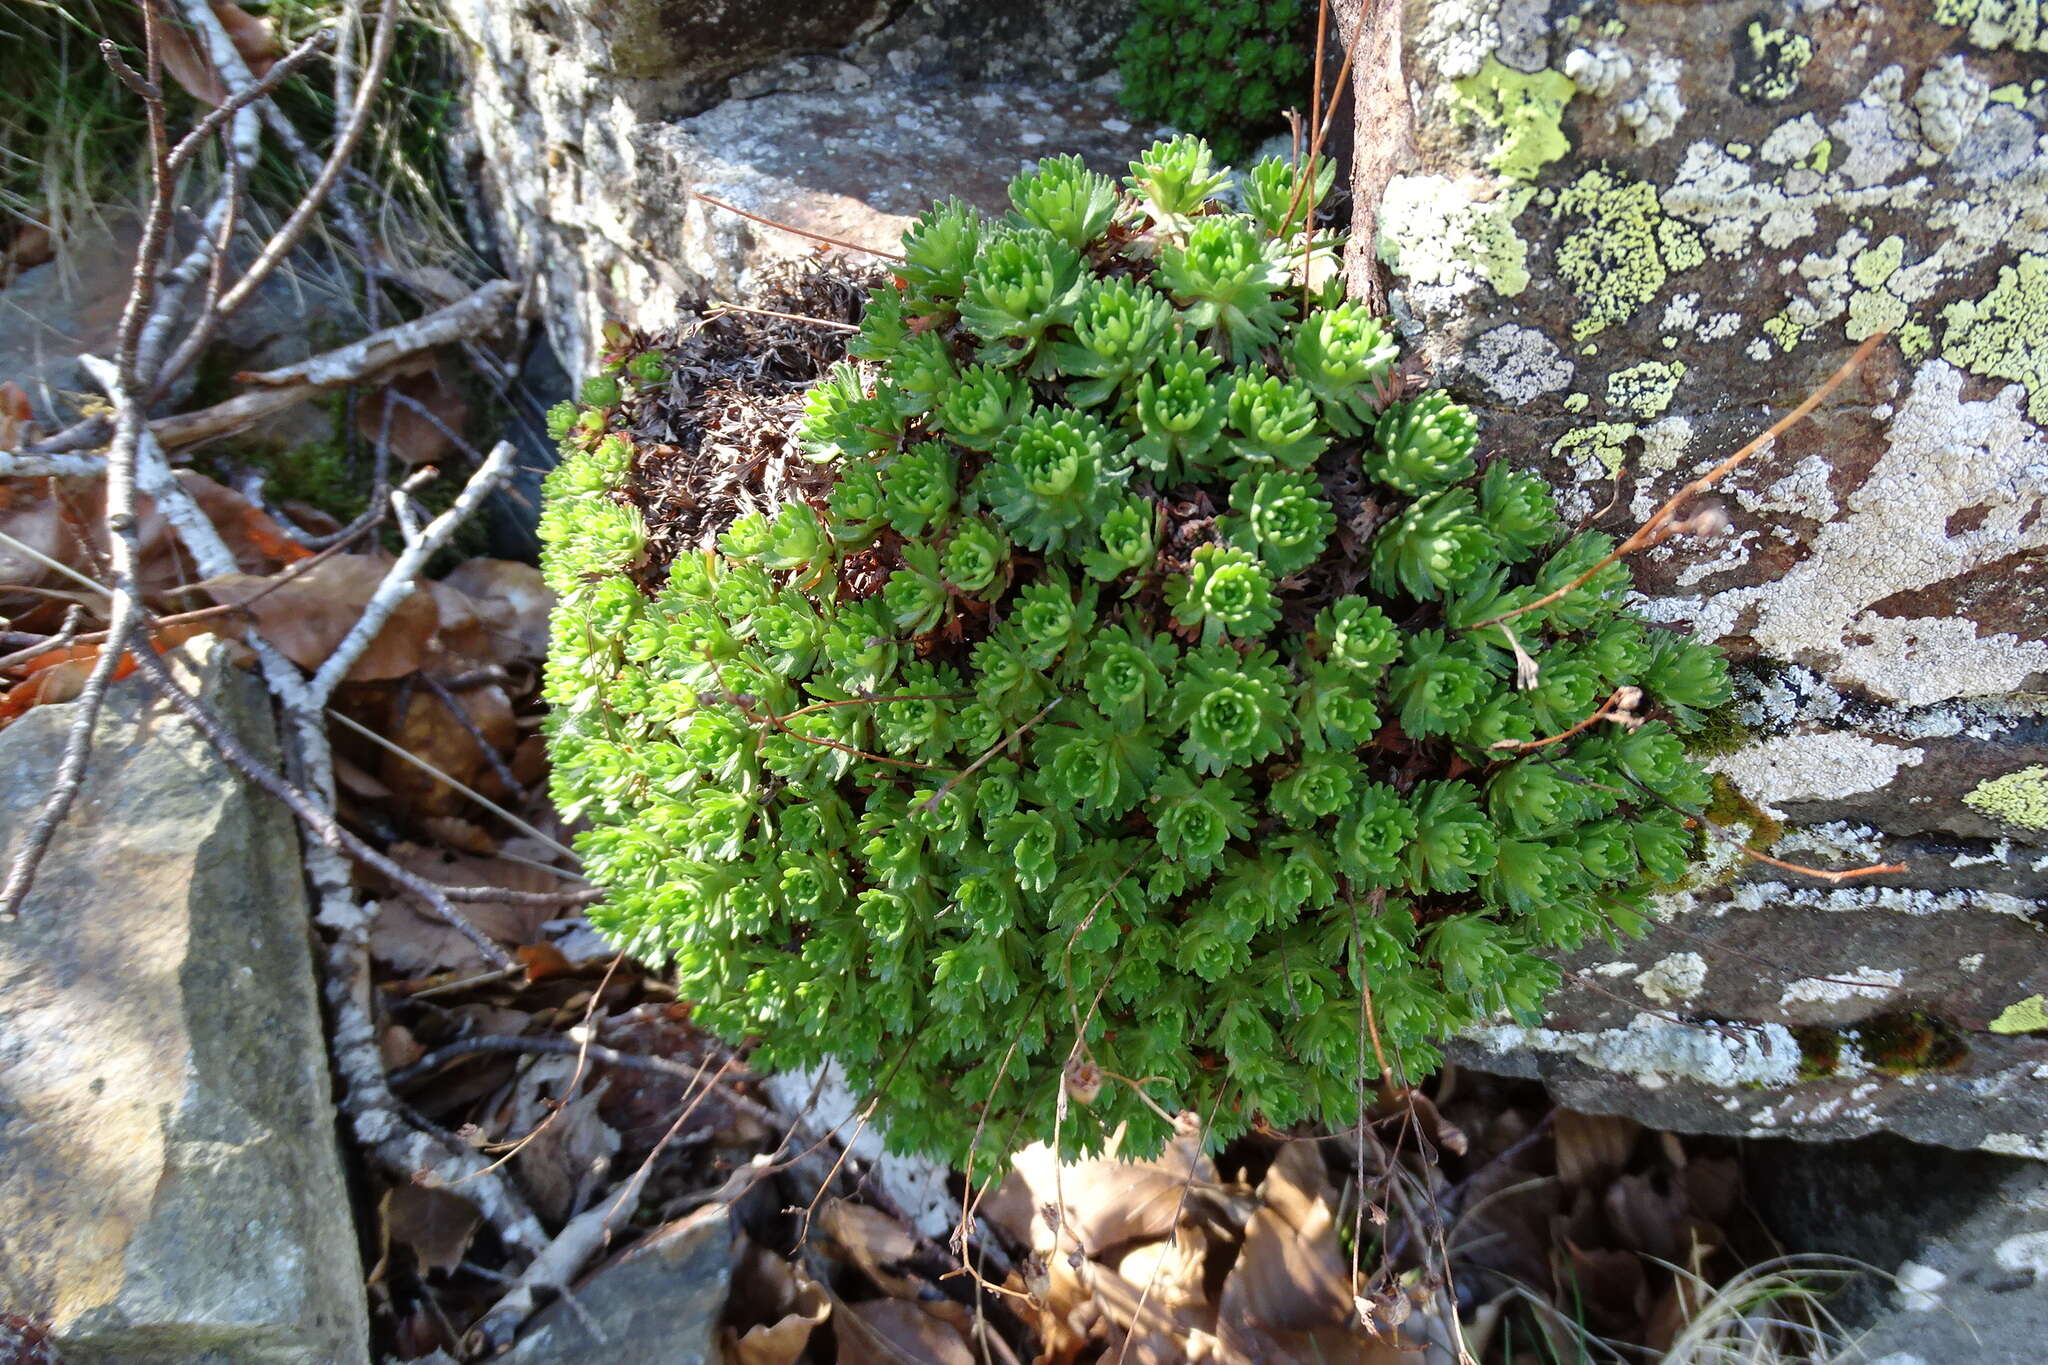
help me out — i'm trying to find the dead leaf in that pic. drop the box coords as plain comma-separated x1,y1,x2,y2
380,1183,481,1275
204,555,437,681
158,3,280,107
817,1199,923,1299
516,942,575,982
440,559,552,662
1602,1170,1690,1263
515,1080,619,1224
1221,1144,1352,1333
1010,1117,1226,1257
367,843,566,974
1554,1109,1639,1190
725,1236,830,1365
357,360,468,465
0,381,32,448
378,680,516,820
840,1299,975,1365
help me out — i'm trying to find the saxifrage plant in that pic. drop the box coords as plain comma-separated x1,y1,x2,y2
537,137,1729,1171
1116,0,1313,162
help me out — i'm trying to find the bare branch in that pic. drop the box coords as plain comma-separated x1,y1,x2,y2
307,439,516,706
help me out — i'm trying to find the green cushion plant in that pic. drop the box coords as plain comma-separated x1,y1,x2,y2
1116,0,1315,162
537,137,1730,1173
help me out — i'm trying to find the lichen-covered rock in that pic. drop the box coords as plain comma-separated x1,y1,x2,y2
1369,0,2047,1155
443,0,1142,382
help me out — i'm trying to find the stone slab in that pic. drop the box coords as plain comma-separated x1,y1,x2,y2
0,640,369,1364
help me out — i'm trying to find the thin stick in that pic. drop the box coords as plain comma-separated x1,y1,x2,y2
1470,333,1886,633
388,1032,707,1090
1488,687,1636,753
705,300,859,332
690,191,907,262
325,709,579,862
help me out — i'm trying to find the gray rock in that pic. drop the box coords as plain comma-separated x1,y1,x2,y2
499,1207,731,1364
0,640,369,1365
443,0,1149,383
1747,1136,2048,1364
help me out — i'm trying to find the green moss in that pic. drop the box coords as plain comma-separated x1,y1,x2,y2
1562,392,1591,414
1989,83,2028,106
1554,168,1706,340
1898,320,1934,358
1680,701,1755,759
1940,252,2048,423
1450,57,1579,184
1991,995,2048,1035
1606,360,1686,419
1792,1025,1841,1080
1808,137,1834,173
1962,763,2048,830
1854,1011,1969,1075
1704,771,1784,848
1733,20,1816,103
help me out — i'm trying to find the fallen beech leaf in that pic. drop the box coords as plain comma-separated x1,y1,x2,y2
367,843,565,974
840,1299,974,1365
1217,1143,1352,1343
378,680,517,820
515,1080,619,1224
380,1183,480,1275
158,3,280,106
817,1199,923,1299
440,558,553,662
1554,1109,1640,1189
725,1235,830,1365
0,380,31,447
203,555,437,681
357,360,468,466
1010,1118,1224,1257
516,943,575,982
379,1023,426,1071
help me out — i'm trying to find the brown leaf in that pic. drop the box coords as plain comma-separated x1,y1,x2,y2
839,1299,974,1365
0,381,31,448
203,555,437,681
515,1081,619,1224
378,681,516,820
1554,1109,1640,1189
357,361,468,465
1603,1170,1691,1263
1009,1117,1224,1257
440,559,553,663
516,942,575,982
367,843,565,974
817,1199,923,1299
725,1236,829,1365
158,3,280,107
1217,1143,1352,1344
380,1183,481,1274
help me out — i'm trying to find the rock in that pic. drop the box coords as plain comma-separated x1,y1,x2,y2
1746,1135,2048,1364
442,0,1148,382
0,640,369,1364
499,1207,731,1364
1364,0,2048,1155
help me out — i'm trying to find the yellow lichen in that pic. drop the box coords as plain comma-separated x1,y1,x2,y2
1940,252,2048,422
1962,763,2048,830
1554,168,1706,340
